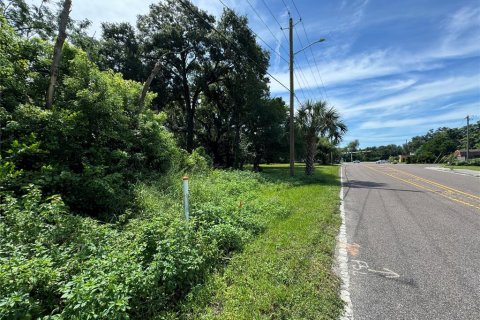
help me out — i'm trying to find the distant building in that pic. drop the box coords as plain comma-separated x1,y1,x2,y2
453,149,480,161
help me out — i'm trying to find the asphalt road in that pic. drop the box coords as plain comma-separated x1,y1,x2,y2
342,163,480,320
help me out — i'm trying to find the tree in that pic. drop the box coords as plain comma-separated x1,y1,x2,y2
137,0,219,152
190,8,271,167
1,0,56,39
245,98,288,171
46,0,71,108
296,101,347,175
99,22,144,81
347,139,359,152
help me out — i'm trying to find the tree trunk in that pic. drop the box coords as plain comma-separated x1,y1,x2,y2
186,108,195,152
233,111,241,169
46,0,72,109
305,134,316,175
139,58,162,111
180,62,195,152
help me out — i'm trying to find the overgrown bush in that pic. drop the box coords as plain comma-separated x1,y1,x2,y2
1,22,181,217
1,12,290,319
0,171,288,319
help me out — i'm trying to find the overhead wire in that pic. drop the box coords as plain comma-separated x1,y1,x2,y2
216,0,303,105
245,0,289,56
175,0,292,94
280,0,291,15
300,20,330,101
291,0,330,101
294,25,325,101
245,0,310,104
276,0,315,104
218,0,289,64
260,0,307,107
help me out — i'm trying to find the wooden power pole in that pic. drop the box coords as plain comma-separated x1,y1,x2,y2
466,115,470,161
289,17,295,177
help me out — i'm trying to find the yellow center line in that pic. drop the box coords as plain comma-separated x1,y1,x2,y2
386,166,480,200
364,165,480,210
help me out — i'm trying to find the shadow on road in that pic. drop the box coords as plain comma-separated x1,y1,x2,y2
344,180,423,198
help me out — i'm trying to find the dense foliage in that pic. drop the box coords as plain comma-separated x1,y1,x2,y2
407,123,480,163
1,14,179,216
344,121,480,163
296,101,346,174
0,171,288,319
0,1,345,318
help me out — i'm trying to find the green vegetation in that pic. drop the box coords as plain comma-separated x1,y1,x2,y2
297,101,346,174
445,165,480,171
1,2,346,318
0,170,290,318
180,164,343,319
344,122,480,164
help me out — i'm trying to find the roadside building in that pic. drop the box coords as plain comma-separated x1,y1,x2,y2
453,149,480,161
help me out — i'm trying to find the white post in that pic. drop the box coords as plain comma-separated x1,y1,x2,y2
182,176,189,221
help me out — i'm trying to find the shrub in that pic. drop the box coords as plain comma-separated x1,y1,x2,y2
0,170,288,319
2,44,181,218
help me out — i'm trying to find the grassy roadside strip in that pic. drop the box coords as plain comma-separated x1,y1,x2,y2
443,165,480,171
179,164,344,319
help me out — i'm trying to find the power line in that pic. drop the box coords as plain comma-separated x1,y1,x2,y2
300,20,330,101
176,0,292,93
218,0,289,64
245,0,289,56
216,0,304,106
261,0,283,30
245,0,311,105
294,25,325,101
290,0,302,20
276,0,318,102
294,73,308,101
291,0,330,101
281,0,291,15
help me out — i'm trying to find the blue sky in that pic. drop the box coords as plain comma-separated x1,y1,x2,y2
29,0,480,147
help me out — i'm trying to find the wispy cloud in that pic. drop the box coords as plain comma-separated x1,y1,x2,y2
344,75,480,117
269,48,441,93
359,102,479,129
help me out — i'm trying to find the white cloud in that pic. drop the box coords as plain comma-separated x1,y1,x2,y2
445,6,480,35
359,102,479,129
346,75,480,117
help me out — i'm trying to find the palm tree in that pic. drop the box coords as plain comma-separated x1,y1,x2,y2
296,100,347,175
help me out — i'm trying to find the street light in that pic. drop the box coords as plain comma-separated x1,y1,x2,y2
294,38,325,55
289,16,325,177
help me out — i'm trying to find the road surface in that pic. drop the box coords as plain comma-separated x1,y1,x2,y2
341,163,480,320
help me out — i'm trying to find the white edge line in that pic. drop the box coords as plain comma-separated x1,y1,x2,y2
334,165,353,320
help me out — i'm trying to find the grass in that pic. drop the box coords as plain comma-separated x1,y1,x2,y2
178,164,344,319
444,165,480,171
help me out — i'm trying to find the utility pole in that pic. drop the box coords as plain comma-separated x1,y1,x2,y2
285,18,324,176
289,17,295,177
466,115,470,161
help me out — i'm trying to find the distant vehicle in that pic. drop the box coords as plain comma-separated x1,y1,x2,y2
353,160,360,163
376,160,387,164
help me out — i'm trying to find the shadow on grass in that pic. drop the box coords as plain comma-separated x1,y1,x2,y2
258,164,339,187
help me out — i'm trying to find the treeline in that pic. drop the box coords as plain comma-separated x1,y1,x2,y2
0,0,287,215
346,121,480,163
1,1,288,317
405,122,479,163
1,0,291,169
0,1,347,317
0,0,347,217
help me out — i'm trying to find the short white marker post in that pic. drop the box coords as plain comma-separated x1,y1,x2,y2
182,176,189,221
